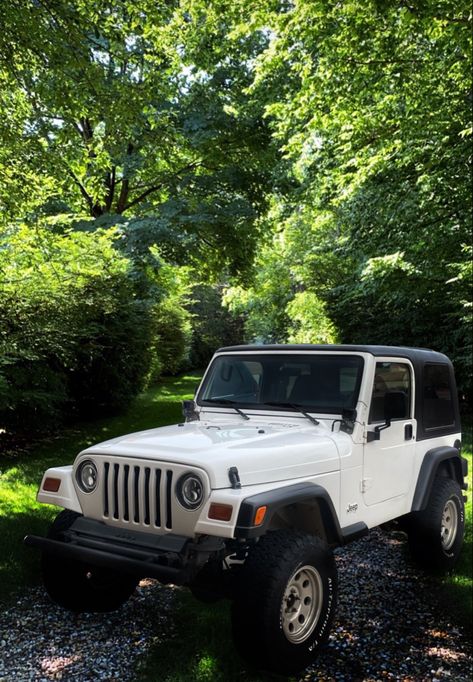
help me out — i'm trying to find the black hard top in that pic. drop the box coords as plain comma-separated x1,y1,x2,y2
217,344,451,365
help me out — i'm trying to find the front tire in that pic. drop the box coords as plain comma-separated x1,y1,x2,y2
231,530,337,675
42,510,139,612
408,477,465,572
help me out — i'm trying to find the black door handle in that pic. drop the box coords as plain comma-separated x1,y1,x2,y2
405,424,413,440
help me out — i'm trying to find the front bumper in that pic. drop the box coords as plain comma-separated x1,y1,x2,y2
24,517,223,585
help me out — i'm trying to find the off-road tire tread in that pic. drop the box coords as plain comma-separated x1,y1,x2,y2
232,530,337,674
408,476,464,572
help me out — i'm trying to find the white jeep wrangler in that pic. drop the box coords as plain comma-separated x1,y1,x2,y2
26,345,468,674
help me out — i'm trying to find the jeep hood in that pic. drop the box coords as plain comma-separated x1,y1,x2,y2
81,419,348,488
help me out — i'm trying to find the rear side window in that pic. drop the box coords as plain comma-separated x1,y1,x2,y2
423,364,455,429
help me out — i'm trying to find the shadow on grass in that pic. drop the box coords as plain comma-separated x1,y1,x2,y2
0,510,55,602
137,591,288,682
437,579,473,632
1,374,202,470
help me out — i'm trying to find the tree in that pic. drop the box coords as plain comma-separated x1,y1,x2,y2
0,0,276,277
227,0,472,392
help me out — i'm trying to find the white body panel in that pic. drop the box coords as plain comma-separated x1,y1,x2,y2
80,418,341,489
38,466,82,513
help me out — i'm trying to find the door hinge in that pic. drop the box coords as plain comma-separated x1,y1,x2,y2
360,478,373,493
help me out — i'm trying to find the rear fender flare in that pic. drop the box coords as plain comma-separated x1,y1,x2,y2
411,446,467,512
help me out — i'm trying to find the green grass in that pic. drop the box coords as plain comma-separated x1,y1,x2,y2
0,372,201,605
439,427,472,630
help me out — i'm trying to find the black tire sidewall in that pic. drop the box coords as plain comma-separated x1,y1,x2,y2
435,484,464,563
231,531,337,674
269,545,337,669
409,477,465,571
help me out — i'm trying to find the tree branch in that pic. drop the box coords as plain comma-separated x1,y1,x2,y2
116,143,134,213
122,160,203,212
122,182,166,211
66,168,94,213
105,166,116,211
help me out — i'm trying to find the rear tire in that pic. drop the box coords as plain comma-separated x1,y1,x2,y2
408,477,465,572
42,510,139,612
231,530,337,675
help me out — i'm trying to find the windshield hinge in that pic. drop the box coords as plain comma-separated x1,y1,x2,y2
228,466,241,489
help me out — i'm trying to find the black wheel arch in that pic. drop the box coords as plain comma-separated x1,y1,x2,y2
411,445,468,512
234,482,366,546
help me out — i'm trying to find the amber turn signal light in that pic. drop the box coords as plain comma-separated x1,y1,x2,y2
43,477,61,492
254,505,267,526
208,503,233,521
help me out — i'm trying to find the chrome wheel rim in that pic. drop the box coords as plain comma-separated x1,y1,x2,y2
441,499,458,550
281,565,323,644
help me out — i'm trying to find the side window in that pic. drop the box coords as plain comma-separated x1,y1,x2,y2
369,362,411,423
423,364,454,429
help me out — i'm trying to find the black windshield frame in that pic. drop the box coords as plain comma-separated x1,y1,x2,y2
197,353,365,415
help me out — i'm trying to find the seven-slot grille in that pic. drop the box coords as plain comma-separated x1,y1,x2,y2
102,462,173,530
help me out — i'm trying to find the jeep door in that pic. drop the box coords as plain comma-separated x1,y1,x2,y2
363,359,416,505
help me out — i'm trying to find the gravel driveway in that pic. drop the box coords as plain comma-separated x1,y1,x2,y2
0,528,471,681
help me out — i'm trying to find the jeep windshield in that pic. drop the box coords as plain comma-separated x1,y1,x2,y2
197,353,364,414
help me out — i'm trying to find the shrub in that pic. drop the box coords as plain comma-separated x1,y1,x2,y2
0,223,155,433
149,300,193,378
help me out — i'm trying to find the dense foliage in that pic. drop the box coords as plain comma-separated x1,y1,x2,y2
187,284,245,368
0,0,471,435
226,0,472,396
1,225,146,430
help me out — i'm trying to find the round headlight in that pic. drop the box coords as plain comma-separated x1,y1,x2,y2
176,473,204,510
76,459,98,493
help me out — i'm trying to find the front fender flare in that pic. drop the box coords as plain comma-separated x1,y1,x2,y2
234,482,344,545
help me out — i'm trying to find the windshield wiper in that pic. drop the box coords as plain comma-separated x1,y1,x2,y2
262,402,320,426
205,398,250,420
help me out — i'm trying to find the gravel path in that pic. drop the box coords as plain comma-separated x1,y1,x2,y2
0,581,176,681
306,528,472,681
0,528,471,681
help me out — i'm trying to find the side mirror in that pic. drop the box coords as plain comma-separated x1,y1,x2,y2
182,399,199,422
367,391,408,442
